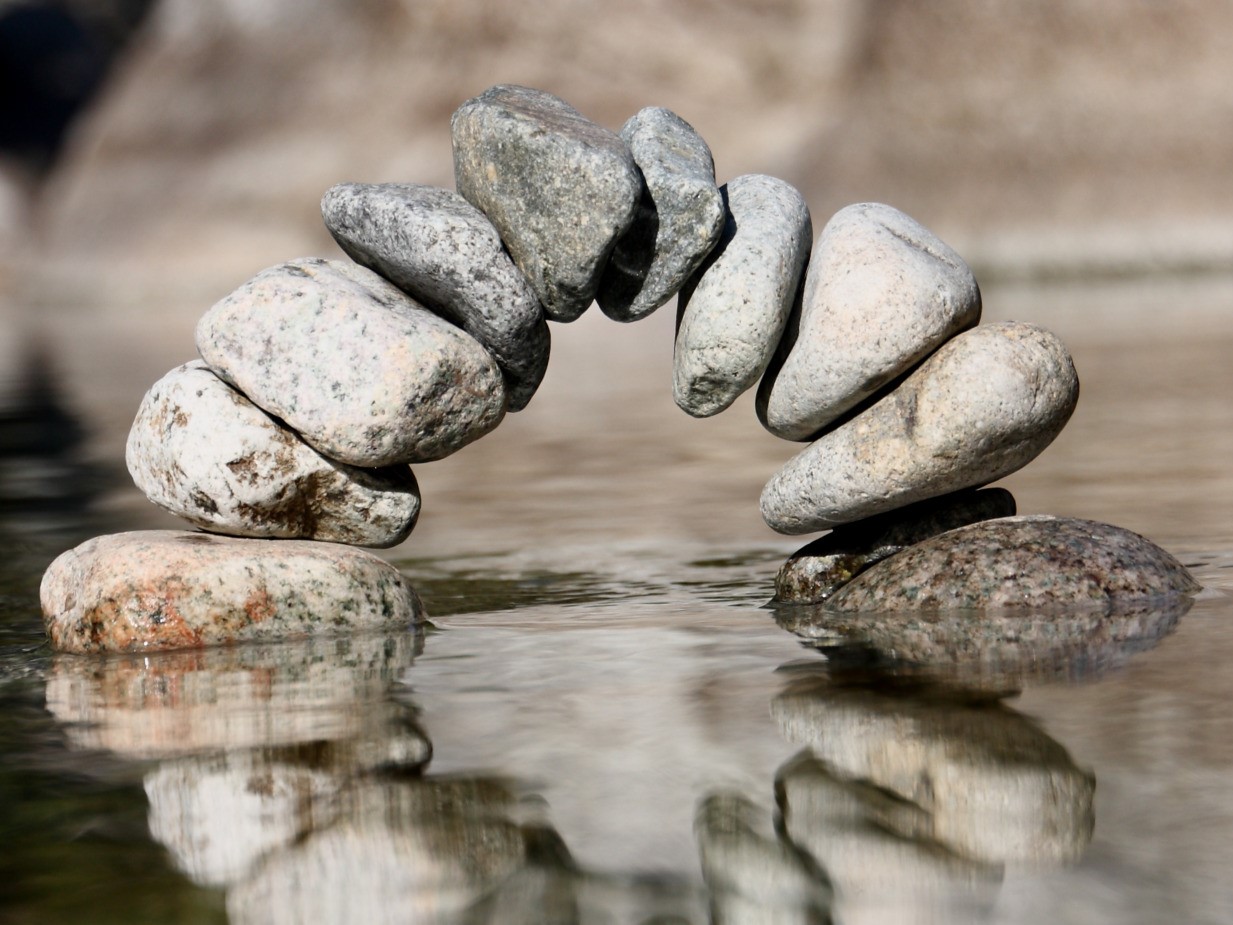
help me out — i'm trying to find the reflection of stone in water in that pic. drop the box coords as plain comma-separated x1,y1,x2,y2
44,631,424,758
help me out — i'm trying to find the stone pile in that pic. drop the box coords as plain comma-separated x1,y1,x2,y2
40,83,1197,654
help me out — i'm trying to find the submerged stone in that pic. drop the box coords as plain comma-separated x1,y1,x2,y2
321,182,550,411
196,257,506,467
452,84,640,322
127,362,420,547
40,531,425,654
775,488,1016,603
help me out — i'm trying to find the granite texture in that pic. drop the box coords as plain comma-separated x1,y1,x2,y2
452,84,640,322
196,257,506,467
127,361,420,547
761,322,1079,533
321,182,549,411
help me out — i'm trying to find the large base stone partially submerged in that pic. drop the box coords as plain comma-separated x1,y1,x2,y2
40,531,425,654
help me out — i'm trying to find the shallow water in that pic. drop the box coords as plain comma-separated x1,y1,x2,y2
3,277,1233,923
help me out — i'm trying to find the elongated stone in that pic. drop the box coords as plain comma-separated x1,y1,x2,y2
127,362,419,547
196,257,505,467
759,202,982,440
673,174,811,417
40,531,425,654
321,182,549,411
596,107,725,322
761,322,1079,533
451,84,640,322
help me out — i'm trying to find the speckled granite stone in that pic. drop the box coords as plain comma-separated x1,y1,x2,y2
673,174,811,417
596,107,725,322
127,362,420,547
759,203,981,440
196,257,505,467
40,531,425,654
775,488,1016,603
827,515,1200,611
452,84,640,322
761,322,1079,533
321,182,549,411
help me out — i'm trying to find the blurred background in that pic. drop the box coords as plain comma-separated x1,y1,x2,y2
2,0,1232,554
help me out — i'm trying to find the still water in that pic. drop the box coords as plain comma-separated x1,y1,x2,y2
3,276,1233,923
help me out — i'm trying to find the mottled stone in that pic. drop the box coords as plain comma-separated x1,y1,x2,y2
761,322,1079,533
321,182,549,411
452,84,640,322
828,515,1200,611
775,488,1016,603
596,107,725,322
759,203,981,440
673,174,811,417
127,362,419,547
40,531,425,654
196,257,505,467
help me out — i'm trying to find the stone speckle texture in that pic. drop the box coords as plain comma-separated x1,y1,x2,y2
126,362,420,547
40,531,426,654
596,107,725,322
451,84,640,322
321,182,550,411
759,203,981,440
827,515,1201,611
761,321,1079,533
774,488,1016,603
196,257,506,467
673,174,812,417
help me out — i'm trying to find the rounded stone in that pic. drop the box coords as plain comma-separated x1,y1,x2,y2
40,530,426,654
759,202,981,440
673,174,812,417
126,362,420,547
451,84,640,322
321,182,550,411
196,257,506,467
761,321,1079,533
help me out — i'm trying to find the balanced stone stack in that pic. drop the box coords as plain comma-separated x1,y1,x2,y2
40,84,1197,655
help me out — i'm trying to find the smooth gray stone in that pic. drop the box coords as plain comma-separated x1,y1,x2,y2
127,362,420,547
40,530,425,654
452,84,640,322
774,488,1016,603
673,174,811,417
321,182,549,411
827,515,1201,611
758,202,982,441
596,107,725,323
760,321,1079,533
196,257,506,467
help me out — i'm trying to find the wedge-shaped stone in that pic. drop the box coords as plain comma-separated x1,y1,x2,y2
452,84,640,322
127,362,419,547
674,174,811,417
597,107,725,322
41,531,425,654
759,202,981,440
761,322,1079,533
321,182,549,411
196,258,505,467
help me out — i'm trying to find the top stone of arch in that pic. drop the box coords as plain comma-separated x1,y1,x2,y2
452,85,641,322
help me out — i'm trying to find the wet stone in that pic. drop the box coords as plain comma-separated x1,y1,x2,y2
321,182,550,411
126,362,420,547
596,106,725,323
775,488,1016,603
827,515,1201,611
196,257,506,467
759,202,982,440
452,84,640,322
761,321,1079,533
673,174,812,417
40,530,426,654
